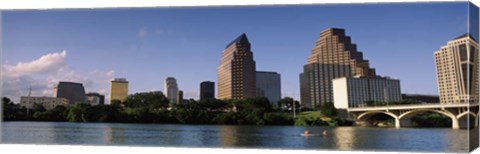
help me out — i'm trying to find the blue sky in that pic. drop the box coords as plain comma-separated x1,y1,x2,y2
1,2,473,102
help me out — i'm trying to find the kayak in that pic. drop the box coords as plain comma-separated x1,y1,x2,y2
300,133,321,137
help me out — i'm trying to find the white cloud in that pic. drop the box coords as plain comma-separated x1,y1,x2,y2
2,50,116,104
2,50,66,78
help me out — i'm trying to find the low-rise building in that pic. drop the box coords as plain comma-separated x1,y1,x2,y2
333,76,402,109
256,71,281,104
20,96,70,110
86,92,105,105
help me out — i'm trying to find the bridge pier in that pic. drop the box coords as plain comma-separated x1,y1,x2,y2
395,118,400,128
476,114,479,127
451,116,460,129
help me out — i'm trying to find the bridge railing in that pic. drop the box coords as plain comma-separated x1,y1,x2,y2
349,102,476,109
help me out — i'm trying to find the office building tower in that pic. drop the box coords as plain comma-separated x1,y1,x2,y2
218,33,256,99
86,92,105,105
165,77,179,104
177,90,184,104
300,28,376,109
200,81,215,100
256,71,281,104
110,78,129,102
53,81,87,105
435,34,479,104
332,76,402,109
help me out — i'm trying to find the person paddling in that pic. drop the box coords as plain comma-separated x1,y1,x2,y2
322,130,328,136
304,130,310,136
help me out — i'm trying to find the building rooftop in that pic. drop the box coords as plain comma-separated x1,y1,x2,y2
225,33,250,48
165,77,177,81
256,71,280,74
320,27,346,35
58,81,83,85
454,33,477,42
111,78,128,82
86,92,104,96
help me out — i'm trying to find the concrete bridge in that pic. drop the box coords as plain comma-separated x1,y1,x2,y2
347,103,479,129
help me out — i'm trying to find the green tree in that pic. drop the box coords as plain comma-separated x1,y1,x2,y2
320,102,337,117
263,113,293,125
198,98,228,111
67,103,91,122
123,91,169,109
2,97,28,120
110,99,122,106
278,97,294,110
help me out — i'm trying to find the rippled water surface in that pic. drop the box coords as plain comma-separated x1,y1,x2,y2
1,121,474,152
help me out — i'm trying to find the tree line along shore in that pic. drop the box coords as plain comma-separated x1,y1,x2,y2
2,91,450,128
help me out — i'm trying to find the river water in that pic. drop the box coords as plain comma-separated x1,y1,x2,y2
0,121,474,153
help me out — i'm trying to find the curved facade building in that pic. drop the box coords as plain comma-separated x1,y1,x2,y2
164,77,178,104
53,81,87,105
435,34,479,104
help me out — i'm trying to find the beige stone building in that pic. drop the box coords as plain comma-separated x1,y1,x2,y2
20,96,69,110
300,28,377,109
110,78,129,102
435,34,479,104
218,33,256,100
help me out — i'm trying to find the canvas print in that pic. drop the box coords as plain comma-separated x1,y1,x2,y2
1,1,479,153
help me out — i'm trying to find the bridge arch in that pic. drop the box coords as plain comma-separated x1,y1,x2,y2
357,111,398,121
456,111,476,119
398,109,458,129
399,109,455,120
356,111,400,128
456,111,477,129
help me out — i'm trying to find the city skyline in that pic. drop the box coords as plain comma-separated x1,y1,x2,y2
2,2,475,103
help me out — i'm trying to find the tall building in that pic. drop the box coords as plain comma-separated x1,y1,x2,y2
53,81,87,105
435,34,479,104
256,71,281,104
20,96,69,110
177,90,184,104
200,81,215,100
332,76,402,109
86,92,105,105
164,77,179,104
300,28,376,109
110,78,129,102
217,33,256,100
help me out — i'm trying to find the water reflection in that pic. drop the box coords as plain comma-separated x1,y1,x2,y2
333,127,356,150
219,125,238,147
1,122,471,153
104,125,114,144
